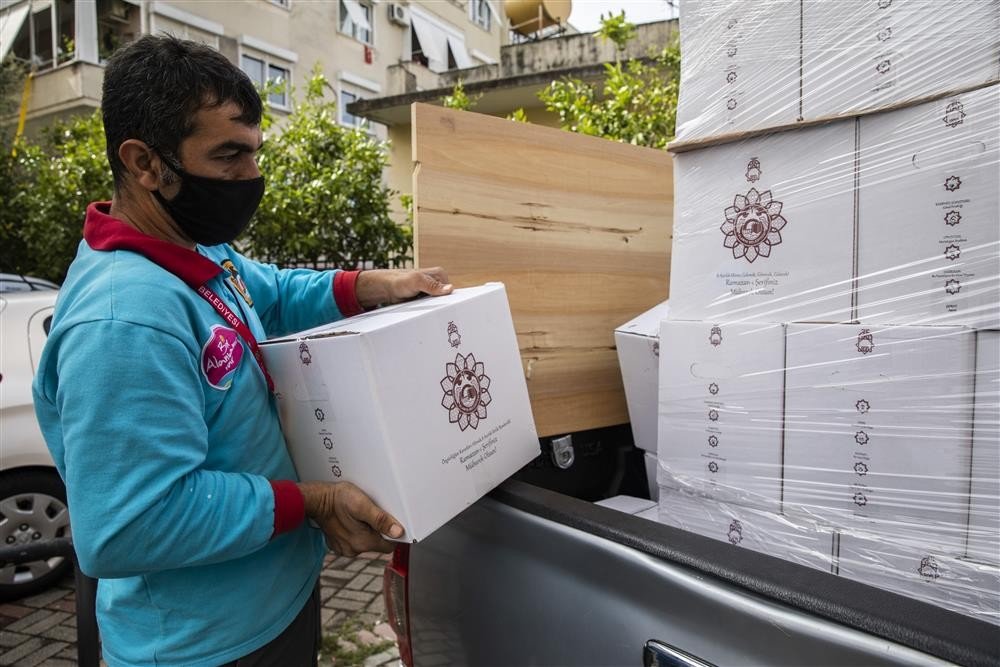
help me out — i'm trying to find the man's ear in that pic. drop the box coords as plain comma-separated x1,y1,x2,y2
118,139,162,192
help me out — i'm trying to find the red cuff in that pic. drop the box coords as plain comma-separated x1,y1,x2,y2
270,480,305,538
333,270,364,317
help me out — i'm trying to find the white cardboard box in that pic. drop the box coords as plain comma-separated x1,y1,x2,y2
857,85,1000,329
657,489,836,572
783,323,975,534
802,1,1000,123
969,330,1000,565
670,122,856,323
261,284,539,542
675,0,801,144
616,300,671,454
839,531,1000,625
658,320,785,509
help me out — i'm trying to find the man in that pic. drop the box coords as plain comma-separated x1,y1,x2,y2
32,35,450,666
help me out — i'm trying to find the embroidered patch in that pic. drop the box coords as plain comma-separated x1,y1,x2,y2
221,259,254,307
201,325,244,390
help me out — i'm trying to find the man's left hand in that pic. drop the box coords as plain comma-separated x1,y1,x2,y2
355,268,452,309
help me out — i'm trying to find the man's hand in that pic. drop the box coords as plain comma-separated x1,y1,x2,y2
297,481,404,557
355,268,452,309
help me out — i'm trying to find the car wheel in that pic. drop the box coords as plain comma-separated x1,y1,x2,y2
0,469,72,602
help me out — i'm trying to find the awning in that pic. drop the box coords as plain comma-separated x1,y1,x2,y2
0,2,29,62
410,12,447,72
342,0,371,33
446,34,472,69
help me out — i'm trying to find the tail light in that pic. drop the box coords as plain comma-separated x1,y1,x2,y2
384,544,413,666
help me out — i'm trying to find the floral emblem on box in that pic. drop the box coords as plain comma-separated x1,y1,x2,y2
447,321,462,348
708,461,719,474
726,71,738,84
331,465,342,478
727,45,737,57
314,408,326,422
299,342,312,366
853,491,868,507
854,462,869,476
944,244,961,261
943,101,966,128
945,278,961,295
918,556,941,579
876,59,892,75
944,175,962,192
944,210,961,226
323,437,334,450
708,409,719,422
856,329,875,355
722,188,787,263
745,158,762,183
727,519,743,545
876,26,892,41
441,353,492,431
709,326,723,347
653,341,660,357
877,0,892,8
708,435,719,448
855,430,870,446
856,399,870,414
726,98,738,111
708,382,720,395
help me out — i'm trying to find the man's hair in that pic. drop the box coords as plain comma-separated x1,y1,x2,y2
102,34,262,185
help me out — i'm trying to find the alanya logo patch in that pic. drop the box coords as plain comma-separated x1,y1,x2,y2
441,353,492,431
201,325,244,389
722,187,787,263
942,101,966,128
727,520,743,545
918,556,941,580
856,329,875,355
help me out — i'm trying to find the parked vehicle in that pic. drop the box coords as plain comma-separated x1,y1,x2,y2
0,273,59,294
384,427,999,667
0,288,71,601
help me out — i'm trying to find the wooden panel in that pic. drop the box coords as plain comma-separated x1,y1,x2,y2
412,103,672,437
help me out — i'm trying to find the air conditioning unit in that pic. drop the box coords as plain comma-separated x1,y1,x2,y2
388,3,410,26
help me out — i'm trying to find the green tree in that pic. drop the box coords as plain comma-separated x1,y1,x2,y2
538,14,680,149
242,69,411,269
441,79,481,112
1,110,112,281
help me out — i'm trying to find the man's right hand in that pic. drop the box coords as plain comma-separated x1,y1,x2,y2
297,481,404,557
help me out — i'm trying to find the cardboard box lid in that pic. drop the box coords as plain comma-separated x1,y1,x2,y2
264,283,504,343
615,300,670,338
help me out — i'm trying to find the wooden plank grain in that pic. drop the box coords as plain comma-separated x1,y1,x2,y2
412,104,672,437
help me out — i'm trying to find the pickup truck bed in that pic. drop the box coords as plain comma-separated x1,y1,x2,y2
405,479,999,667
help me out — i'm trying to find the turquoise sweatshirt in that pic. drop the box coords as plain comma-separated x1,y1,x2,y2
32,203,359,666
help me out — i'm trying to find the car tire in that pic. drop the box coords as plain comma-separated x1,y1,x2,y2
0,468,72,602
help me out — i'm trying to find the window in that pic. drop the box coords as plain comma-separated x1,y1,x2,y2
340,90,360,127
470,0,490,31
269,0,290,7
339,0,373,45
241,54,290,109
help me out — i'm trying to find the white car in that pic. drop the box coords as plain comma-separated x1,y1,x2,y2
0,287,71,601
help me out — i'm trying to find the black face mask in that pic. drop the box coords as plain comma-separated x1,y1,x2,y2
153,153,265,247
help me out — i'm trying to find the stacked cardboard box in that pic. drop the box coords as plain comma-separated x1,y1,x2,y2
642,0,1000,625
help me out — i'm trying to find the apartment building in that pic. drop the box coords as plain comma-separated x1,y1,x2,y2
0,0,508,137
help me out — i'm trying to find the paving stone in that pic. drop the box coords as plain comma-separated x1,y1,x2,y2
41,624,78,643
325,597,365,612
363,566,384,578
364,577,383,594
355,612,378,627
49,599,77,614
331,556,354,569
335,589,372,603
5,611,52,633
0,637,44,665
11,639,66,667
20,611,70,636
372,623,396,641
33,659,75,667
20,587,70,609
56,646,78,659
345,560,366,573
322,569,355,582
363,647,399,667
345,573,374,591
365,596,385,616
320,608,345,629
0,607,32,621
0,631,29,648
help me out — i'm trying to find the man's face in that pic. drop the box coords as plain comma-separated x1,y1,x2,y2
160,101,263,193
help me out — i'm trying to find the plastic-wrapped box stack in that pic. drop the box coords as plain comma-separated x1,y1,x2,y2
652,0,1000,625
